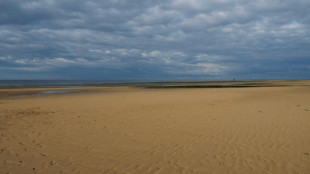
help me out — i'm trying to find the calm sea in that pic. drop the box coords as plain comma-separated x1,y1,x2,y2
0,80,136,88
0,80,229,88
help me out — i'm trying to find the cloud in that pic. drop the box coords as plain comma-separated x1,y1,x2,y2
0,0,310,79
166,63,229,75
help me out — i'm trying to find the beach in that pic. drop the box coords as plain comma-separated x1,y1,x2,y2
1,82,310,173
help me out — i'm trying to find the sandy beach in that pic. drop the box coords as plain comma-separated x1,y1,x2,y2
1,82,310,174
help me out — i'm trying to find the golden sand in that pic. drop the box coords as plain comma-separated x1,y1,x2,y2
1,84,310,173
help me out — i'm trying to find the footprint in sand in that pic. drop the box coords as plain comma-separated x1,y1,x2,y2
50,161,57,166
40,153,47,157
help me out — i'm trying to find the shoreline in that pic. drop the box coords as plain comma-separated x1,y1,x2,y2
1,79,309,89
0,86,138,99
0,80,309,99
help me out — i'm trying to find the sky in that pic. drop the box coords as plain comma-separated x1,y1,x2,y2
1,0,310,80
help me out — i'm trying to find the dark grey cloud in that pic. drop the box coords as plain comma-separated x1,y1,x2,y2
1,0,310,80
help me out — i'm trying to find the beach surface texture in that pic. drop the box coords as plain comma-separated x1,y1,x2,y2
1,81,310,173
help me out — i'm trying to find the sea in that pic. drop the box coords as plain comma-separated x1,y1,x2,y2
0,80,244,89
0,80,139,88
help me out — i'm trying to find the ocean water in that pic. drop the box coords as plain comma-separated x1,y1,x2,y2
0,80,238,89
0,80,134,88
39,89,81,94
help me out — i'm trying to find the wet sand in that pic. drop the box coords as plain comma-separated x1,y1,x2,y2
1,82,310,173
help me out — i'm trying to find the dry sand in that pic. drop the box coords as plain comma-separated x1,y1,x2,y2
1,84,310,173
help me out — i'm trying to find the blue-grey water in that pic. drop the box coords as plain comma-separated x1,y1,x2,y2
0,80,242,89
0,80,137,88
39,89,80,94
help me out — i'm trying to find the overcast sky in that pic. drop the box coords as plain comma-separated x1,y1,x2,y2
1,0,310,80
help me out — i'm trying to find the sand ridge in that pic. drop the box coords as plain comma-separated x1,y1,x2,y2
1,86,310,173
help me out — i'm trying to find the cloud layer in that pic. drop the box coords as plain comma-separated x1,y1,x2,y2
1,0,310,80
